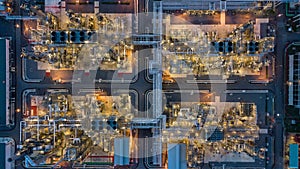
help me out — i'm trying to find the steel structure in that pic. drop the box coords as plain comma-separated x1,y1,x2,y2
151,1,163,166
131,0,164,166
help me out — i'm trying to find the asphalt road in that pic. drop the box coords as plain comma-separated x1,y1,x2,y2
269,3,300,169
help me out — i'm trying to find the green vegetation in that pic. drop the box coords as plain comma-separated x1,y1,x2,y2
264,9,276,17
285,105,300,132
287,44,300,55
285,119,300,133
286,105,299,117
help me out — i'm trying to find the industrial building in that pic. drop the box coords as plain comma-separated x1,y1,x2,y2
289,144,299,169
0,0,6,12
0,0,287,168
288,50,300,107
167,143,187,169
114,137,130,166
0,137,15,169
162,0,282,11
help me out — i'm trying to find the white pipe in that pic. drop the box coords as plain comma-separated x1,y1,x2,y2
37,117,39,141
27,124,51,127
123,46,126,58
58,124,81,130
53,120,56,148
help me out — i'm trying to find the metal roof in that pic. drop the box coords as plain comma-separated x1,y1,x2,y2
289,144,299,169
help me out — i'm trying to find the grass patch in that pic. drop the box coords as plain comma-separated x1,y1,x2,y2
285,106,300,132
287,44,300,55
286,105,300,117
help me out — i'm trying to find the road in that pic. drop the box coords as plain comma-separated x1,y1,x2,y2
269,3,300,169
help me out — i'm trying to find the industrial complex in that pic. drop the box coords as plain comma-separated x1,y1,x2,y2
0,0,299,169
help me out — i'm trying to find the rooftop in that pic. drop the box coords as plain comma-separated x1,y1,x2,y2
289,144,299,169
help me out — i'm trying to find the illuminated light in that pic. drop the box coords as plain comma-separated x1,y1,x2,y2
16,109,21,113
15,24,20,28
